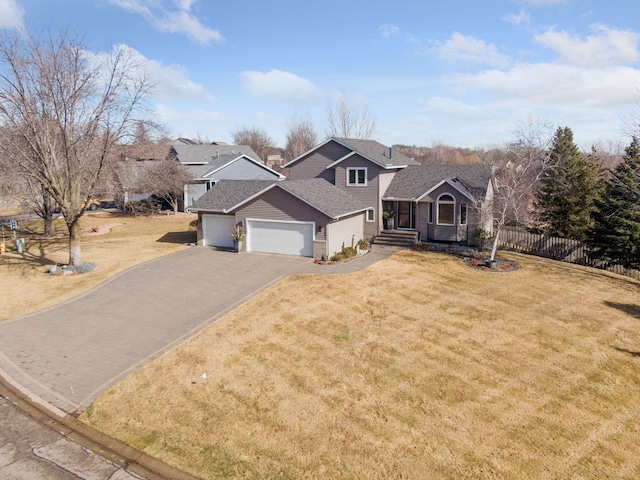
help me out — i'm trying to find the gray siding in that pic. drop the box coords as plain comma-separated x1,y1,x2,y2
210,159,280,181
289,142,349,183
327,213,365,257
416,183,480,243
186,183,207,208
333,155,380,239
235,187,328,241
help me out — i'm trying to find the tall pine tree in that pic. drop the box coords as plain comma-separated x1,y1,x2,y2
535,127,601,240
586,137,640,269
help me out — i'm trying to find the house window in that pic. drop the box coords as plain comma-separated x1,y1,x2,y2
428,202,433,224
366,209,375,222
347,167,367,186
460,203,467,225
437,194,455,225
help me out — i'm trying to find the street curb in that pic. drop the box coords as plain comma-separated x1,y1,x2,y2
0,374,200,480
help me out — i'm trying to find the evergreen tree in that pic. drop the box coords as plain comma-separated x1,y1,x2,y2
586,137,640,269
535,127,601,240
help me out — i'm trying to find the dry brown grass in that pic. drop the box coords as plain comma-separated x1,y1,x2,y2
0,212,196,321
82,250,640,480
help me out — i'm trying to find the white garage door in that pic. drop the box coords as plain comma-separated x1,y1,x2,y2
202,214,235,248
247,219,314,257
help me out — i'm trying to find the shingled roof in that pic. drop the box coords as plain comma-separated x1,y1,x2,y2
171,144,261,164
282,137,420,169
383,164,491,202
332,138,420,168
189,178,371,219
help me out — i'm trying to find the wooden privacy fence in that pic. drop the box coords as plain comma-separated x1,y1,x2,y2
497,227,640,280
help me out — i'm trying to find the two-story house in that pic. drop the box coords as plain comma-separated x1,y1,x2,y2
189,137,493,259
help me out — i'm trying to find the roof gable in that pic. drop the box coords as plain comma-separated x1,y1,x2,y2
282,137,419,169
383,164,491,203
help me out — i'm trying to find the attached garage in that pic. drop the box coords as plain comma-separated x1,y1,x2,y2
201,214,235,248
246,219,314,257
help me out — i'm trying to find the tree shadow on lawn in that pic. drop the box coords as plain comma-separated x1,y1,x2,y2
613,346,640,358
606,301,640,358
156,231,197,244
0,236,61,274
604,301,640,320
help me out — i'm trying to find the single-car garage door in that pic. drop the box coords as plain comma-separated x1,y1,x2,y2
202,214,235,248
246,219,314,257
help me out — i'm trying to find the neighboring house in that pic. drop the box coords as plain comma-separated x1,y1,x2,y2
190,137,493,259
169,144,285,210
189,179,371,258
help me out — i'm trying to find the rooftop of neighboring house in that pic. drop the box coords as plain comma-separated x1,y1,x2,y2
170,144,261,164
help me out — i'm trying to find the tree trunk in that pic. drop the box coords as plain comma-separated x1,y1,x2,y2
67,219,82,267
490,225,501,261
43,211,53,237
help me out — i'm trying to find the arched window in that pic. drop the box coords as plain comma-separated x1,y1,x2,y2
437,194,455,225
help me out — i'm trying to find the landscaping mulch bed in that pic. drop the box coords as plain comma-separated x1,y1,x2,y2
463,256,520,273
413,242,520,273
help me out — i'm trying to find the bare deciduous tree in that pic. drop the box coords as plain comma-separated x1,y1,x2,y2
284,117,318,161
0,30,152,267
325,97,376,139
231,127,274,162
137,157,192,214
479,117,555,261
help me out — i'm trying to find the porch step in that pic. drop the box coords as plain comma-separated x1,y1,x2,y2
374,230,418,247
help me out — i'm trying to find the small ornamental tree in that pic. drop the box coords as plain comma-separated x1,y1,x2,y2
480,117,555,261
586,137,640,269
535,127,602,240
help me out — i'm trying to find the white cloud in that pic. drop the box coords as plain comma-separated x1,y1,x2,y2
107,0,223,45
0,0,24,30
379,23,400,39
449,63,640,108
240,69,323,104
534,24,640,68
429,32,511,67
421,97,485,119
155,104,226,123
503,10,530,27
90,44,216,104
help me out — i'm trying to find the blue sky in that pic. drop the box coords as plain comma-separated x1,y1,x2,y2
2,0,640,150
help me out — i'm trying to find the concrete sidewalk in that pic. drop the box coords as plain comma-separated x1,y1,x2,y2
0,245,400,414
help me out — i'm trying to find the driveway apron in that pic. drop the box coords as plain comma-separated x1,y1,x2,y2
0,245,399,413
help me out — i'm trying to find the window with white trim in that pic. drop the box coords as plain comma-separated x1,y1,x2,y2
460,203,467,225
347,167,367,186
437,194,455,225
366,209,375,222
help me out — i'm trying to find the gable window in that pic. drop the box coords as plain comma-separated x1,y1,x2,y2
347,167,367,186
460,203,467,225
437,194,455,225
366,208,375,222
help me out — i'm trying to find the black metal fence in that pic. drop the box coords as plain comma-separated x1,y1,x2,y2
497,227,640,280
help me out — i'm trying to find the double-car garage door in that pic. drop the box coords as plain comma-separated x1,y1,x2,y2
246,219,313,257
202,214,313,257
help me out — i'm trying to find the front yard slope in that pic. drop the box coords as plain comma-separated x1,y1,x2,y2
83,251,640,480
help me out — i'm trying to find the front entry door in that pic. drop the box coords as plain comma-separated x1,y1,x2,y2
397,201,414,229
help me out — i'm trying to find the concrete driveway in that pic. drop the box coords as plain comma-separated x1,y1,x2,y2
0,245,398,413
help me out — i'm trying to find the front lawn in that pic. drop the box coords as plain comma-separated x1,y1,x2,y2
0,212,196,322
82,250,640,479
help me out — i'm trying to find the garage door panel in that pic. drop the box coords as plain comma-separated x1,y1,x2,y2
202,214,235,248
247,220,313,257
